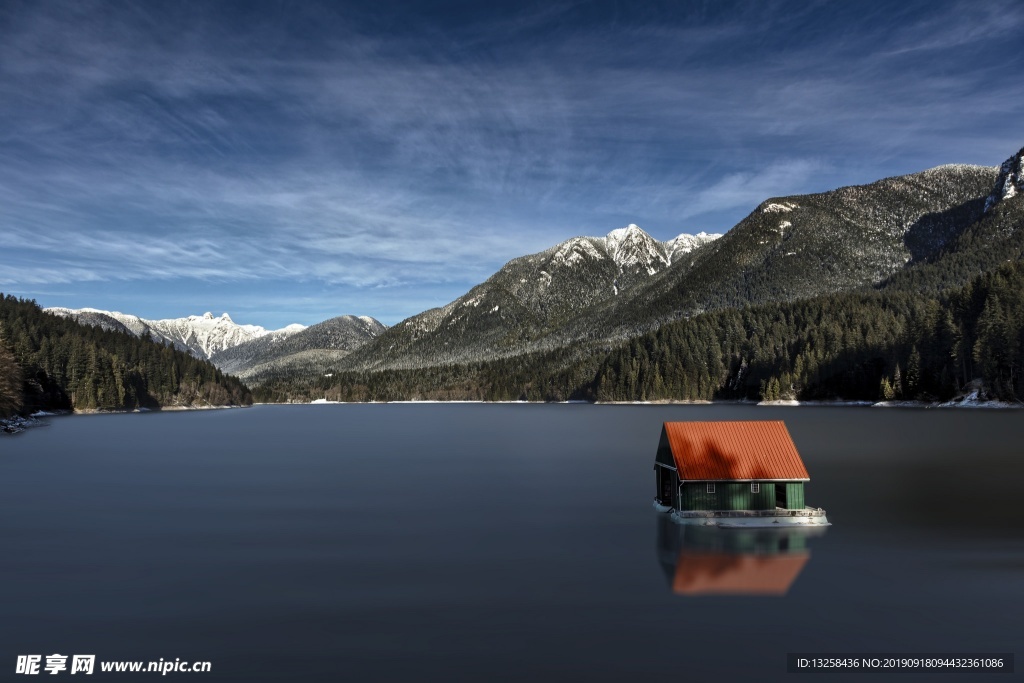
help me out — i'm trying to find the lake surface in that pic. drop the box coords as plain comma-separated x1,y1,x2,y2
1,404,1021,681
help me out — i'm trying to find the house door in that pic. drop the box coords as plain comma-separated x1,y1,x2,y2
775,483,787,509
659,470,675,506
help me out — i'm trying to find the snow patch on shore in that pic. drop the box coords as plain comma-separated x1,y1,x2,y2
936,390,1020,408
0,415,46,434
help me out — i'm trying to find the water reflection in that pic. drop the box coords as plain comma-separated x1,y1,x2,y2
656,515,827,596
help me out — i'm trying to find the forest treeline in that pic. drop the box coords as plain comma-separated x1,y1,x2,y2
592,260,1023,402
4,257,1021,413
254,260,1024,405
0,295,251,418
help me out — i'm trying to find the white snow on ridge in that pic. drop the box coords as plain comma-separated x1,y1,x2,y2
763,202,798,213
550,238,604,268
44,306,310,360
604,223,644,243
664,231,721,263
539,224,721,278
984,149,1023,212
530,224,724,297
46,307,166,340
604,224,669,274
148,312,281,358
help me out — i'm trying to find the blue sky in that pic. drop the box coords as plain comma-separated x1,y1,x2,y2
2,0,1022,328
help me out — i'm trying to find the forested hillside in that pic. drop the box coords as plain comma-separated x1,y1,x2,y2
335,164,996,372
588,164,997,340
592,260,1024,403
211,315,386,380
253,260,1024,405
0,296,251,418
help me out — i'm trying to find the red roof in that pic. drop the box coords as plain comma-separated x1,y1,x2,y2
662,421,809,481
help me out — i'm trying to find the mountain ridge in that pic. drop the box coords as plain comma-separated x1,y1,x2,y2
39,149,1021,397
42,307,387,378
44,307,310,360
334,162,998,373
213,315,388,381
985,146,1024,212
338,226,721,371
581,162,998,338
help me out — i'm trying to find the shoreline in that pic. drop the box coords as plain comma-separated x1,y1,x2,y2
6,396,1019,433
263,398,1023,409
73,404,247,414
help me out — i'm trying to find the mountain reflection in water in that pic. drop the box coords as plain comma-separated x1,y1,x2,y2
656,515,827,596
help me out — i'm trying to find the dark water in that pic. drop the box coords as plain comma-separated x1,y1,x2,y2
1,405,1021,682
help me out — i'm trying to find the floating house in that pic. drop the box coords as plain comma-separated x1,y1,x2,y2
654,421,828,527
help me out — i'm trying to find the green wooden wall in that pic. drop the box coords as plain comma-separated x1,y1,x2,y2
679,482,805,511
784,482,804,510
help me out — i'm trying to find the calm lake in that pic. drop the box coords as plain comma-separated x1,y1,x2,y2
1,404,1021,681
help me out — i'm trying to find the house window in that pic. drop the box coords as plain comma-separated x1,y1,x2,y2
751,483,760,493
706,483,715,494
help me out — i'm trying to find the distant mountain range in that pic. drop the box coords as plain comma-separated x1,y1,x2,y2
44,307,387,381
2,298,252,417
41,145,1024,402
43,308,306,360
44,226,720,379
212,315,387,383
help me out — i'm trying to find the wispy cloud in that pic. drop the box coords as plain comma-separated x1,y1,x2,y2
1,0,1021,325
678,160,829,219
881,0,1024,55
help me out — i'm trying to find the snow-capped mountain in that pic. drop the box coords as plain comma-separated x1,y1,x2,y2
44,150,1017,390
44,307,388,379
335,162,1000,374
212,315,388,380
665,232,720,262
338,225,721,371
593,163,999,339
542,224,718,280
603,224,719,277
45,308,307,360
148,312,306,359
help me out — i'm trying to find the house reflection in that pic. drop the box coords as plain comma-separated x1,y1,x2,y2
656,515,826,596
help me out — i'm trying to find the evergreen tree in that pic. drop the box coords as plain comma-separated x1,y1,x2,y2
0,328,22,417
0,295,252,414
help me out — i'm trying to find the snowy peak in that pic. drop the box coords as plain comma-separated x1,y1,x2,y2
603,224,669,275
603,224,721,272
152,313,274,359
44,307,309,361
985,147,1024,212
208,314,388,379
538,224,721,281
548,237,605,269
605,223,645,242
190,312,233,324
664,231,722,262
